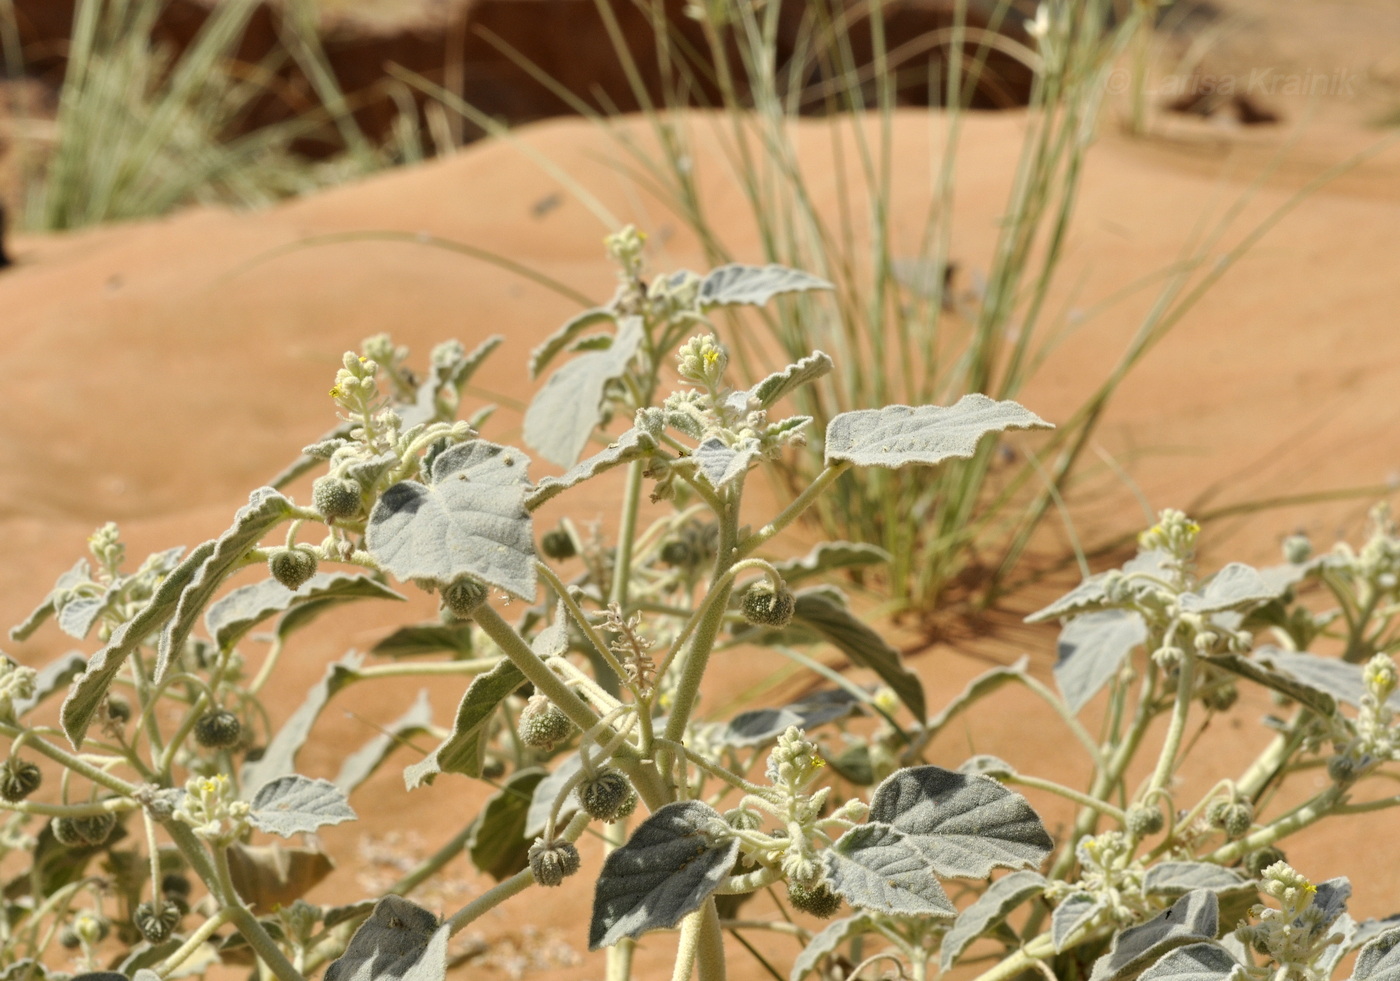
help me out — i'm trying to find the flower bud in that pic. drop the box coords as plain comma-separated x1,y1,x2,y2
528,838,581,887
786,881,842,919
518,695,574,750
194,710,242,750
270,547,318,591
1125,803,1164,838
741,579,795,628
1282,534,1312,565
1200,682,1238,713
579,769,634,822
540,529,577,561
0,758,41,802
441,576,490,620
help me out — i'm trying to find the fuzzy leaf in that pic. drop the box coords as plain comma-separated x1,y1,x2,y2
959,755,1018,779
1054,893,1103,951
61,540,216,748
722,689,863,747
1089,891,1219,981
1354,917,1400,954
240,652,362,795
529,308,614,378
404,658,525,788
248,776,356,837
1204,654,1338,718
526,427,658,508
1315,878,1353,925
1136,943,1242,981
10,559,91,641
155,488,298,681
772,542,890,584
725,351,834,413
590,801,739,949
205,573,404,652
1144,863,1253,900
1354,926,1400,981
1055,610,1148,713
467,769,546,881
941,871,1047,970
322,897,446,981
367,441,536,599
524,317,644,467
824,395,1051,469
400,335,504,429
1180,564,1283,614
698,264,833,308
370,623,475,659
1252,647,1379,708
1026,551,1172,623
791,589,926,721
823,824,956,917
925,658,1030,743
868,766,1053,878
693,437,764,488
790,914,874,981
334,691,435,795
57,587,116,640
226,841,334,914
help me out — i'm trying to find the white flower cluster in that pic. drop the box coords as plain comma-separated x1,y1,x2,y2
172,774,249,846
1235,862,1346,981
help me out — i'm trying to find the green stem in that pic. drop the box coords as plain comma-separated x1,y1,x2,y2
1005,773,1127,823
1146,652,1197,798
970,933,1057,981
445,811,591,933
538,560,628,682
0,727,139,798
735,463,851,559
604,820,636,981
156,908,235,978
208,845,304,981
1204,787,1343,864
695,900,726,981
473,604,601,734
611,460,645,608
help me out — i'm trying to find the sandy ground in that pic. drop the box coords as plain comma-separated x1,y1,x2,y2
3,8,1400,981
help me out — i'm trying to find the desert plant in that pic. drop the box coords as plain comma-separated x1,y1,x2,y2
4,243,1400,981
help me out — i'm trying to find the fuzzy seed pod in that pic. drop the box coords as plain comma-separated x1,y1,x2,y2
442,577,490,620
740,580,795,628
1244,847,1287,878
270,548,318,591
580,769,634,822
1125,803,1164,838
528,838,581,887
194,710,242,750
518,696,574,750
0,758,42,802
1210,800,1253,839
72,813,117,846
659,540,693,567
786,881,842,919
58,927,82,950
50,817,86,847
540,529,576,561
312,476,362,521
1327,754,1359,785
133,901,181,943
105,694,132,724
161,873,193,899
1200,682,1239,713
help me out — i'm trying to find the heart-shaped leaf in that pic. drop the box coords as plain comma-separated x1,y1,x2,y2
524,317,644,467
248,776,356,837
1055,610,1148,713
824,396,1050,469
698,264,832,308
822,823,956,917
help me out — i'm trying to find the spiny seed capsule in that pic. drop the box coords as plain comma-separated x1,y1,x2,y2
1210,801,1253,839
0,758,42,802
740,580,795,628
312,476,362,521
540,529,576,561
528,838,581,887
270,548,318,591
50,817,86,847
786,882,843,919
518,696,574,750
72,813,117,846
442,577,490,620
580,769,634,822
133,902,181,944
1125,803,1164,838
1200,682,1239,712
162,873,193,898
1244,846,1287,877
194,710,242,750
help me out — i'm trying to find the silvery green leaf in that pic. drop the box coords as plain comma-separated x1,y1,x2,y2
467,768,546,882
1136,943,1242,981
526,427,658,509
1314,877,1352,926
1026,551,1173,623
61,540,215,748
302,437,347,459
958,755,1018,778
822,824,956,917
925,658,1030,743
10,559,91,642
367,441,536,599
205,573,404,652
1180,564,1283,614
529,307,614,378
567,333,614,353
14,652,87,718
58,587,116,640
725,351,834,413
334,691,434,795
869,766,1052,878
433,334,502,391
1089,891,1219,981
1144,863,1253,899
792,589,926,721
789,914,874,981
1354,925,1400,981
156,488,299,681
525,752,582,837
322,896,447,981
1204,654,1337,719
824,395,1051,469
1353,916,1400,953
343,451,399,489
590,801,740,949
1319,914,1357,978
698,264,833,308
524,316,644,467
241,652,362,795
270,421,353,489
772,542,891,584
1252,647,1379,708
941,871,1047,970
404,657,525,788
248,776,356,836
370,622,474,659
722,689,862,748
1055,610,1148,713
1054,893,1103,951
693,437,764,488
